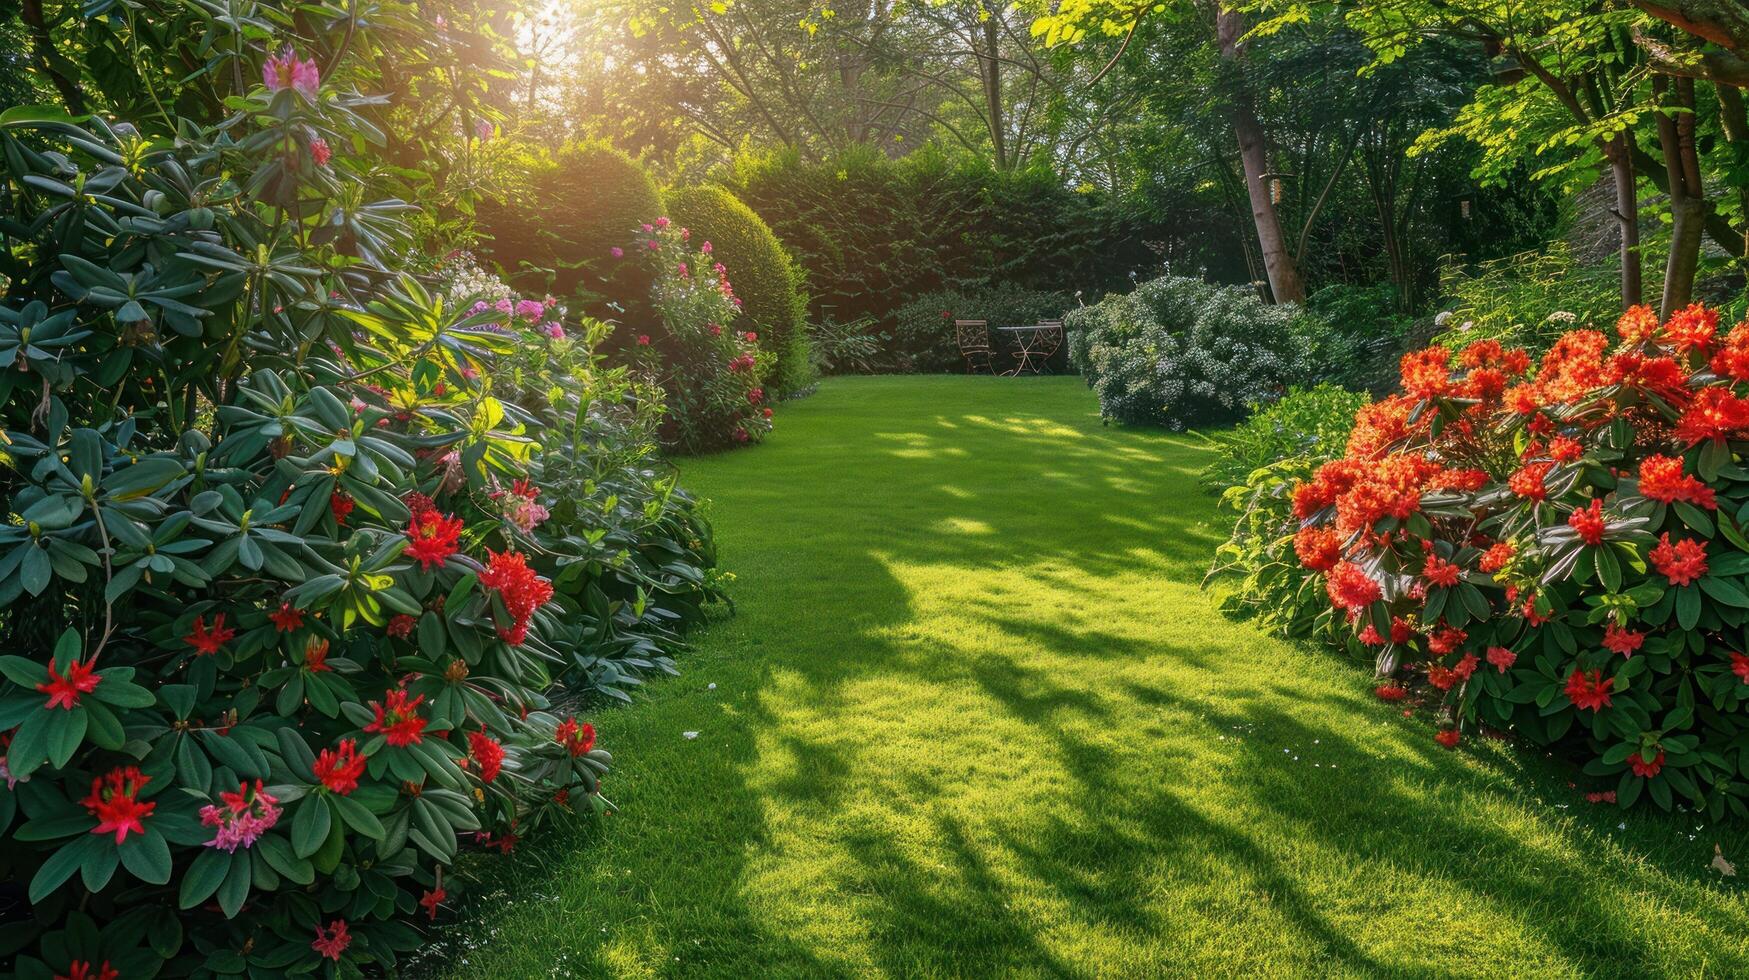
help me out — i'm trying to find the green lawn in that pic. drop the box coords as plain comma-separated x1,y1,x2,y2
437,376,1749,978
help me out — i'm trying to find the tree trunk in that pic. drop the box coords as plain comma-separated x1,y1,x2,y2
1216,6,1305,303
980,15,1007,169
21,0,87,115
1603,136,1644,309
1655,76,1706,316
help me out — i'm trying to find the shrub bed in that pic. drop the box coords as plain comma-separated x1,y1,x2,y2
618,221,775,453
0,44,716,979
664,186,813,396
1291,303,1749,817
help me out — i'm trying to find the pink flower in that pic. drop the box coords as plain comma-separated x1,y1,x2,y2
637,335,651,346
654,216,670,228
701,241,713,254
312,920,351,961
309,137,331,166
543,322,565,339
263,46,320,98
200,780,282,851
646,239,660,250
475,119,495,141
611,246,624,258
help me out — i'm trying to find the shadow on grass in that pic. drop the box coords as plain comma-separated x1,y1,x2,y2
430,377,1749,978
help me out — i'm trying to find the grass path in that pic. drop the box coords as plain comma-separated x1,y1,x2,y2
444,376,1749,978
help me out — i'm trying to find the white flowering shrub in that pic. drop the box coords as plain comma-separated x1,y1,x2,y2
1066,275,1326,428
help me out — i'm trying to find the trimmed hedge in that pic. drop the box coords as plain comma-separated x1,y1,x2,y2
665,185,813,395
478,141,664,318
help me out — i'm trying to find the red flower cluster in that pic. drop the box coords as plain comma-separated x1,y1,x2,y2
37,656,100,710
364,689,429,747
269,601,304,632
1638,455,1716,509
1486,646,1516,673
1564,669,1614,712
468,730,505,783
1629,749,1666,778
1673,388,1749,445
314,738,368,794
405,510,465,570
81,766,155,844
184,613,236,655
1567,499,1606,546
1603,624,1645,658
1422,552,1461,588
312,919,351,961
1293,527,1342,572
1507,462,1553,502
478,550,554,646
1649,533,1708,586
1325,562,1381,610
555,716,596,756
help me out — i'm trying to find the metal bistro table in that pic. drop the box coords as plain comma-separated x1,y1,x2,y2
996,321,1064,376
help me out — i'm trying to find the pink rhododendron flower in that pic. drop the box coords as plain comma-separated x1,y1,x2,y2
263,46,320,98
200,780,282,851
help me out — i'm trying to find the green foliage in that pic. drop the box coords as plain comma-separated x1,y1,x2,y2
893,285,1072,373
620,222,776,453
1203,385,1371,491
665,184,813,395
1436,245,1622,353
0,28,720,979
1065,275,1338,428
723,146,1232,331
807,315,887,376
477,141,665,315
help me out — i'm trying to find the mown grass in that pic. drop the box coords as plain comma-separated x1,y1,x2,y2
432,375,1749,978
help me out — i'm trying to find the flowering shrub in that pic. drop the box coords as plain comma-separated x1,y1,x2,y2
620,220,775,452
1210,387,1367,636
0,37,712,977
1065,275,1330,428
1292,302,1749,817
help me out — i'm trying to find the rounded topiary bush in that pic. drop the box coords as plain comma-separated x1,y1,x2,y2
1293,303,1749,817
478,141,664,317
664,185,812,395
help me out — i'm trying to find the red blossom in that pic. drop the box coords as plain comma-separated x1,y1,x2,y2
1649,533,1708,586
364,689,429,747
405,510,465,570
1478,541,1516,573
1629,748,1666,778
1486,646,1517,673
304,638,333,672
387,614,417,638
1564,669,1614,712
1374,684,1407,702
81,766,155,844
1665,302,1720,353
1548,435,1584,462
184,613,236,656
1637,455,1716,509
1617,304,1661,343
1674,388,1749,445
478,550,554,646
1710,320,1749,380
1399,347,1452,399
269,602,304,632
1293,526,1343,572
1421,552,1461,588
56,961,119,980
36,656,100,710
330,491,355,523
555,716,596,756
1508,462,1553,501
1435,729,1461,748
1603,624,1645,658
1325,562,1381,610
1427,626,1467,655
468,730,505,783
312,919,351,962
1567,498,1606,546
1732,652,1749,684
421,886,447,921
313,738,368,795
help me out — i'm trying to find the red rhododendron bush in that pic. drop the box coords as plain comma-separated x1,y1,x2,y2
1293,303,1749,817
